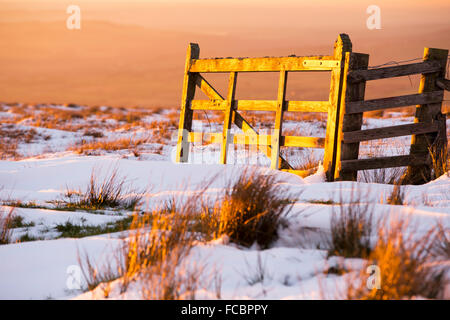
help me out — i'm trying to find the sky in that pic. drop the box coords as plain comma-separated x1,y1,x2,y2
0,0,448,107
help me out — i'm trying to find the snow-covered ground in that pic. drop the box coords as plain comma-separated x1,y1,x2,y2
0,103,449,299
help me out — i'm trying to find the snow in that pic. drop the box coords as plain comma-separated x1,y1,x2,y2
0,104,449,300
0,153,449,299
0,234,123,299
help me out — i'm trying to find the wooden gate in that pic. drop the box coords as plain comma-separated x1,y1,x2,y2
176,34,353,179
176,34,449,183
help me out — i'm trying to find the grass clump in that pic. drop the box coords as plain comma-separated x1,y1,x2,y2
429,143,449,180
0,207,15,244
78,169,292,298
79,201,201,299
386,183,405,205
210,169,294,249
433,222,450,259
18,233,42,243
70,137,148,155
62,166,144,211
359,167,406,185
348,218,447,300
326,189,375,258
7,215,35,228
55,217,133,238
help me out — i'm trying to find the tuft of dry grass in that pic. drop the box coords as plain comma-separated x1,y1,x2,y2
326,189,375,259
78,169,292,298
0,137,19,160
62,166,143,211
0,125,41,159
295,157,321,175
433,222,450,260
79,198,203,299
0,207,15,245
386,183,405,205
429,143,449,180
359,167,406,185
69,136,148,155
209,169,294,249
78,251,122,293
348,218,446,300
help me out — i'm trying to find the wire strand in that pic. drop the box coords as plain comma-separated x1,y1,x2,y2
368,57,424,69
367,55,450,88
369,55,450,70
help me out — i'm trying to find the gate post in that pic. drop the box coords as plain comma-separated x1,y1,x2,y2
324,34,352,181
404,47,448,184
176,43,200,163
334,52,370,181
271,70,288,170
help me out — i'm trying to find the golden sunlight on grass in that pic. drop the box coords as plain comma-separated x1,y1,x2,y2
347,218,447,299
78,169,294,298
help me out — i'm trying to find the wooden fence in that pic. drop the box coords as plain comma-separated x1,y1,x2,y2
335,47,449,184
176,33,449,183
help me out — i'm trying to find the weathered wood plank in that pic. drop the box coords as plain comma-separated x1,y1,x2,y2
346,91,444,114
231,134,325,148
271,70,288,170
285,101,330,112
347,61,442,83
176,43,200,163
343,122,439,143
282,136,325,148
232,134,271,146
220,72,238,164
341,154,430,171
190,56,339,73
188,132,222,144
191,99,226,110
191,99,330,112
436,78,450,91
236,100,276,111
236,100,329,112
280,168,318,178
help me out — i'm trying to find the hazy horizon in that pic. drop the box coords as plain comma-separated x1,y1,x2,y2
0,0,449,107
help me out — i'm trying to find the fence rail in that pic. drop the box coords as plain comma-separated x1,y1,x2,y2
347,60,442,82
340,154,431,171
345,91,444,114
